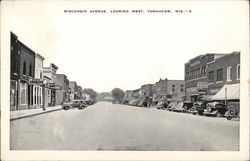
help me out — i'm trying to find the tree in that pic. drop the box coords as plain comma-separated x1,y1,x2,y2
82,88,97,100
111,88,125,103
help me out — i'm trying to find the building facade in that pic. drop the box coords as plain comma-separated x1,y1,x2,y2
33,53,45,109
69,81,77,101
43,63,58,106
153,78,185,102
10,32,36,110
207,52,240,97
55,74,69,105
184,53,226,102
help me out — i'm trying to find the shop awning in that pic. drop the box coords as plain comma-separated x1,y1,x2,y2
211,83,240,100
201,95,213,101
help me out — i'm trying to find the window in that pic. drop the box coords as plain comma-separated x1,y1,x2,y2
29,64,32,77
208,71,214,82
23,61,26,75
217,68,223,81
227,66,232,81
180,84,184,92
237,64,240,80
172,85,175,92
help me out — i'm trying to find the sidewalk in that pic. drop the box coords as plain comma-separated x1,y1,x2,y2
10,106,62,121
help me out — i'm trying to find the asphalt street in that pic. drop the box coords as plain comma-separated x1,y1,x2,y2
10,102,239,151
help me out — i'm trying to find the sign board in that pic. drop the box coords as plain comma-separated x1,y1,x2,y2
29,79,44,85
50,86,62,90
186,87,198,94
198,89,207,95
197,82,208,89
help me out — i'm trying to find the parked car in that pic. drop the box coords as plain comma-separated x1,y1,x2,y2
225,101,240,120
182,101,194,112
191,101,209,115
167,101,178,111
86,99,95,105
203,101,226,117
156,101,169,110
62,100,87,110
172,102,185,112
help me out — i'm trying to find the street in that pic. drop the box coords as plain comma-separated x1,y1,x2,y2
10,101,239,151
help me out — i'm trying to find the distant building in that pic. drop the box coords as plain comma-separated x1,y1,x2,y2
184,53,226,102
10,32,36,110
153,78,185,102
141,84,153,97
76,85,83,99
55,74,69,105
69,81,77,101
43,63,58,106
124,90,133,102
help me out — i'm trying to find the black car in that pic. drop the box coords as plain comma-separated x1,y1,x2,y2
62,100,87,110
225,101,240,120
191,101,209,115
203,101,226,117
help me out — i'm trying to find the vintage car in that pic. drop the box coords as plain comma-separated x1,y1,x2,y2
167,102,178,111
225,101,240,120
62,100,87,110
182,101,194,112
156,101,169,110
86,99,95,105
172,102,185,112
191,101,209,115
203,101,226,117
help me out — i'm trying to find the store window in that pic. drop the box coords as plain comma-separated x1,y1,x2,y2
29,64,32,77
217,68,223,81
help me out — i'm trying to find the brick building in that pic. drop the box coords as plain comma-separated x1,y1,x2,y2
10,32,36,110
184,52,240,102
207,52,240,100
184,53,226,102
153,78,185,102
55,74,69,105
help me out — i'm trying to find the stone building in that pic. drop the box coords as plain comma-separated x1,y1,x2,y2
55,74,69,105
10,32,36,110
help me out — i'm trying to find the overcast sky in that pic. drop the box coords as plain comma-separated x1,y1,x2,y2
2,1,248,93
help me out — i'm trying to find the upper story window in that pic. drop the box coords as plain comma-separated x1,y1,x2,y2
208,71,214,82
217,68,223,82
226,66,232,81
180,84,184,92
172,85,175,92
23,61,26,75
237,64,240,80
29,64,32,77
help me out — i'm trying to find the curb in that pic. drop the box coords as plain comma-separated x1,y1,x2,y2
10,108,62,121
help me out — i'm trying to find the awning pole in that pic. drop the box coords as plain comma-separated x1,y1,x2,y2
225,87,227,106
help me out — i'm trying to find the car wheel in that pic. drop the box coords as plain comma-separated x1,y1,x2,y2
63,106,69,110
198,111,203,115
228,108,236,117
226,116,232,120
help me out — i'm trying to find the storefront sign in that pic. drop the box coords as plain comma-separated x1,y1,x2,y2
50,85,62,90
186,87,198,94
29,79,44,85
197,82,208,89
208,88,220,95
198,89,207,95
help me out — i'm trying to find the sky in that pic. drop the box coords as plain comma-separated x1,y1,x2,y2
2,0,249,93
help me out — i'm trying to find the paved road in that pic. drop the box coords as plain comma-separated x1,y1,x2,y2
10,102,239,151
